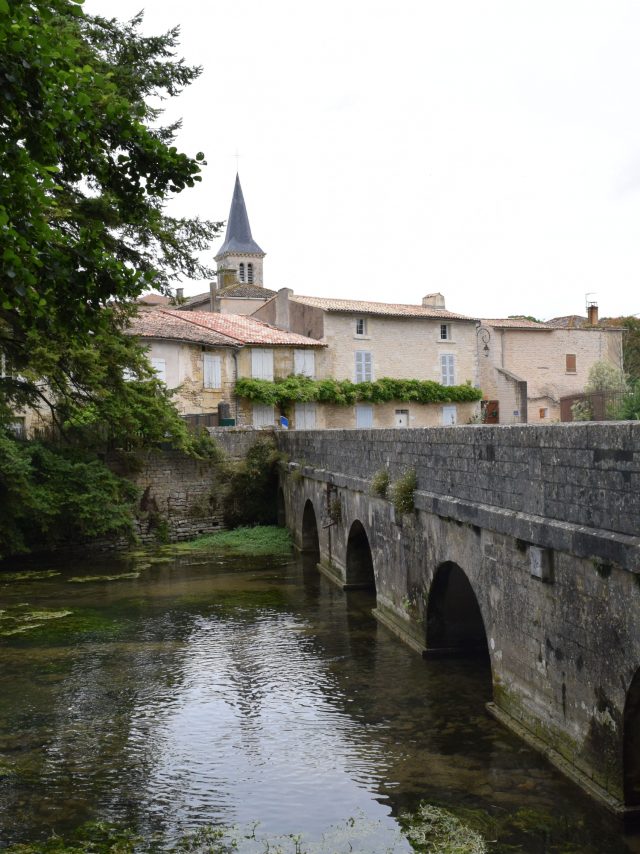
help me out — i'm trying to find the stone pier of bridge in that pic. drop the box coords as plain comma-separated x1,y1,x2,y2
275,423,640,817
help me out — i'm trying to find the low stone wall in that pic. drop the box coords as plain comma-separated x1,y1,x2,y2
209,426,276,459
277,422,640,543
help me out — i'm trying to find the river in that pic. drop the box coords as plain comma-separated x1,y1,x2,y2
0,544,637,852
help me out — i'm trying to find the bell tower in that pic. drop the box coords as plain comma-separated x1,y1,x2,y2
214,174,265,289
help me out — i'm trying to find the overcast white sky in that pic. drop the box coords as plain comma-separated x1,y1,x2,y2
85,0,640,320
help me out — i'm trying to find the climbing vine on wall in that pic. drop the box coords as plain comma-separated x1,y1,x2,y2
235,376,483,407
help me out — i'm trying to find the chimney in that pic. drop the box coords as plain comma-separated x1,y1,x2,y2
175,287,184,301
275,287,292,331
587,301,598,326
422,292,446,310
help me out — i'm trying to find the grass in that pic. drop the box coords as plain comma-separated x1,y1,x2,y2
172,525,292,558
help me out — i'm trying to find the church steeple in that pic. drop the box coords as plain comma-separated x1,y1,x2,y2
215,174,265,288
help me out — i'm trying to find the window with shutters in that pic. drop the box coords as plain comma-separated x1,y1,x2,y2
150,358,166,383
247,262,254,284
442,405,457,425
238,263,245,282
203,353,222,389
253,404,274,427
440,353,455,386
251,348,274,380
294,349,315,378
295,402,316,429
355,404,374,428
355,350,373,383
566,354,576,373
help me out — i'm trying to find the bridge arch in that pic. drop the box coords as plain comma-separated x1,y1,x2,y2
426,561,489,657
345,519,376,591
624,667,640,806
301,499,320,560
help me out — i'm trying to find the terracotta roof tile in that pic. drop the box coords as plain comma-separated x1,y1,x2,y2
128,310,238,347
291,294,476,320
157,309,324,347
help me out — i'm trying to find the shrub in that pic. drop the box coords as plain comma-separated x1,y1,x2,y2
390,468,417,515
370,468,390,498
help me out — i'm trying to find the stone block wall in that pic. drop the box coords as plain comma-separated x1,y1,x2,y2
277,422,640,543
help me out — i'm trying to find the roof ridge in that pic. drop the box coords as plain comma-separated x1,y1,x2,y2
158,308,245,344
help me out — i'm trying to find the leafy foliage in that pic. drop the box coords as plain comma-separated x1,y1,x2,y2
235,375,483,409
210,439,282,529
0,432,137,559
0,0,221,440
620,381,640,420
584,361,628,393
172,525,292,557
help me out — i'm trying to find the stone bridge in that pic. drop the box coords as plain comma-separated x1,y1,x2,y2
275,423,640,817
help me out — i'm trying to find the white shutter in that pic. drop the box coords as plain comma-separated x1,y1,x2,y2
355,351,373,383
253,404,274,427
442,405,457,425
252,348,274,380
440,354,455,386
355,404,374,428
294,349,315,378
203,353,221,389
150,358,166,383
295,402,316,429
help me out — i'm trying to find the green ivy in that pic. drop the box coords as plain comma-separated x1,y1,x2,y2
235,375,483,407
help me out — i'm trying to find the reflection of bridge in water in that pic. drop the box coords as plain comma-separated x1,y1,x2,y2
276,423,640,819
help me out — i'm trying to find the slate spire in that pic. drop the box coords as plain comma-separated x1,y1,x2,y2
216,173,264,257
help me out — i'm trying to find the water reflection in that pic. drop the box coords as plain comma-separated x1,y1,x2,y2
0,550,636,851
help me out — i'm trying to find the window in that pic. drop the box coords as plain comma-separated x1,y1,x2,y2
566,354,576,373
355,404,373,428
8,417,25,438
539,407,548,419
251,348,274,380
294,349,315,378
247,262,254,284
395,409,409,428
203,353,222,389
440,353,455,386
355,317,367,337
150,358,166,383
295,402,316,429
355,350,373,383
253,404,274,427
238,262,245,282
440,323,451,340
442,405,457,425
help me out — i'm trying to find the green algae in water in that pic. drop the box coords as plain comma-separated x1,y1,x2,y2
0,608,72,637
0,570,61,583
401,804,487,854
67,572,141,583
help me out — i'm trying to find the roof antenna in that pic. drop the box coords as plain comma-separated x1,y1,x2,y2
234,149,241,173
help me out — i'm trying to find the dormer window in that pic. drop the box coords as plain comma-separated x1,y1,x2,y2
238,262,245,282
355,317,367,337
247,262,254,284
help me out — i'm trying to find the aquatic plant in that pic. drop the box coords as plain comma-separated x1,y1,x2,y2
401,804,487,853
171,526,292,558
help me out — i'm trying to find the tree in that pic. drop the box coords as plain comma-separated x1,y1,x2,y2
0,0,222,436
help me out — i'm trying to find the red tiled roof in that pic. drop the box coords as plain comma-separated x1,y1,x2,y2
137,292,171,306
128,310,239,347
156,309,324,347
291,294,476,320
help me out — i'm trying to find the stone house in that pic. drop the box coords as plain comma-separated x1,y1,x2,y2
478,305,624,423
127,308,324,427
251,288,482,428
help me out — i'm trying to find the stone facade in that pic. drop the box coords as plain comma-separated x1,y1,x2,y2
480,323,624,423
276,423,640,813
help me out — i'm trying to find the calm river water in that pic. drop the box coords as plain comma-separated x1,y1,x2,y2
0,546,638,852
